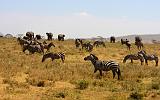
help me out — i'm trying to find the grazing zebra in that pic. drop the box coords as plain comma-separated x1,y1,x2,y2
123,54,144,65
81,42,93,52
135,41,143,50
42,42,55,52
138,50,158,66
17,37,31,46
42,52,65,63
93,41,106,47
23,44,44,54
84,54,121,80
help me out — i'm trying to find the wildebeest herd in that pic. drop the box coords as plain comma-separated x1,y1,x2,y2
16,32,159,80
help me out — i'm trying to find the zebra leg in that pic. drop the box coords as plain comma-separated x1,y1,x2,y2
94,69,97,73
155,60,158,66
131,59,133,63
99,70,103,76
145,59,148,65
112,70,116,79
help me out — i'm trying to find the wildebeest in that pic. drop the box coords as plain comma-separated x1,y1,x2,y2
26,32,34,40
35,35,42,40
135,36,142,43
110,36,115,43
42,52,65,63
84,54,121,80
138,50,158,66
58,34,65,41
93,41,106,47
135,41,143,50
123,54,144,65
46,33,53,40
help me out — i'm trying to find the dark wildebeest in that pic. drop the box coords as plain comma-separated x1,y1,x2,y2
123,54,144,65
26,32,34,40
42,52,65,63
93,41,106,47
135,41,143,50
58,34,65,41
135,36,142,43
110,36,115,43
138,50,158,66
84,54,121,80
35,35,42,40
46,33,53,40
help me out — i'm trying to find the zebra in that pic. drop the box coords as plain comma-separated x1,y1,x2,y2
93,41,106,47
42,52,65,63
123,54,144,65
42,42,55,52
84,54,121,80
81,42,93,52
138,50,158,66
23,44,44,54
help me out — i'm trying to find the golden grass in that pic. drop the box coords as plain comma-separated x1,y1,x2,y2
0,37,160,100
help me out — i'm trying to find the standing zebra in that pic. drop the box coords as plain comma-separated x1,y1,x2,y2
84,54,121,80
138,50,158,66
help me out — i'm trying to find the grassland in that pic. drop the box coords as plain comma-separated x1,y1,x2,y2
0,37,160,100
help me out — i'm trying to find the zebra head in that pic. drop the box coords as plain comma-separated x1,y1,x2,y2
84,54,98,61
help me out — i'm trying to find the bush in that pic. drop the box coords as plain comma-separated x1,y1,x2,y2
128,92,143,100
152,82,159,90
76,80,89,90
54,91,67,98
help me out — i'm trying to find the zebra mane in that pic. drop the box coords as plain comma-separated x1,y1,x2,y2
90,54,99,60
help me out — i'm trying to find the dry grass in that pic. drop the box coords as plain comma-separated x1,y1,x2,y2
0,37,160,100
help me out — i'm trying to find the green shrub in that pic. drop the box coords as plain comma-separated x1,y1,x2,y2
128,91,143,100
55,91,67,98
76,80,89,90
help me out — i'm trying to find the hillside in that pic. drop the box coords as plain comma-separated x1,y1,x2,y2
114,34,160,43
0,37,160,100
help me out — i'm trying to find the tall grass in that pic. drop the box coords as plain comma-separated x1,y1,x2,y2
0,37,160,99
